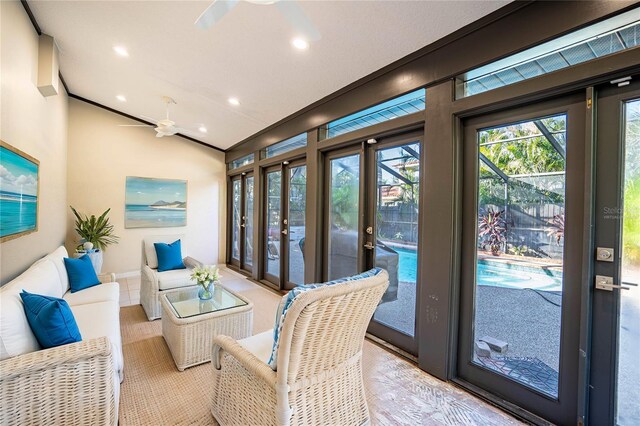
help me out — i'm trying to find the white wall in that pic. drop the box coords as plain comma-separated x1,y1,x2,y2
67,99,226,275
0,1,69,284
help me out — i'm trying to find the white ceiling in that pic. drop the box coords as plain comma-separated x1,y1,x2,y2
29,0,509,150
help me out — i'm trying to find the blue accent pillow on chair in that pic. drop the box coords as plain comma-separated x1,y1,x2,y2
267,267,383,370
20,291,82,349
64,254,101,293
154,239,186,272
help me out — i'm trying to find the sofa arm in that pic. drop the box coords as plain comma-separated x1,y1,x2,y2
0,336,117,425
212,335,277,388
99,272,116,283
183,256,203,269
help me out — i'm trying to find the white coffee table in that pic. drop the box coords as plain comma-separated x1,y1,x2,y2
160,285,253,371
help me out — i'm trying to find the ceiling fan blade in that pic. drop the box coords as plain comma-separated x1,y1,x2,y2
276,1,321,41
195,0,239,30
139,115,160,124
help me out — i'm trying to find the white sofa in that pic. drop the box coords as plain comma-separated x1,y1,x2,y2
0,246,123,426
140,235,202,320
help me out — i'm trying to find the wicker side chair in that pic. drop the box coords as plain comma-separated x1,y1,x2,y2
211,269,389,426
140,235,202,320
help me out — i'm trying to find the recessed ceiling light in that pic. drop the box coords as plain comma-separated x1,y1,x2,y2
116,95,127,102
291,38,309,50
113,46,129,57
228,97,240,106
199,126,207,133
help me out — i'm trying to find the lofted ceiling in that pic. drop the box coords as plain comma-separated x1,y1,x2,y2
29,0,509,150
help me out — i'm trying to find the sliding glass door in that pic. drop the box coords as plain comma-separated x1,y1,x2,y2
457,94,586,424
324,134,422,354
589,81,640,426
263,161,307,290
229,173,254,273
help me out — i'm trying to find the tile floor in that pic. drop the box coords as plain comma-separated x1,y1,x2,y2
118,274,141,307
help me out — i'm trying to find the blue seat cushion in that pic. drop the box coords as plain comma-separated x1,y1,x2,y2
267,267,383,370
64,254,101,293
154,239,186,272
20,291,82,349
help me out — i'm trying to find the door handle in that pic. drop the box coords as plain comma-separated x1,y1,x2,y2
282,229,288,235
240,223,246,228
364,242,374,250
595,275,630,291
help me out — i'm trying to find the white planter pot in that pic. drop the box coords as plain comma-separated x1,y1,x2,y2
73,250,103,274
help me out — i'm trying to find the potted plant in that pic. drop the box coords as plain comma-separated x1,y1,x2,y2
190,265,221,300
478,209,506,256
70,206,119,273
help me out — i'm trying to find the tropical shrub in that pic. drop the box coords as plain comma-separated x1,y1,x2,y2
478,209,506,255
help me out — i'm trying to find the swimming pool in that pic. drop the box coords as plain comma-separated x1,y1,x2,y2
393,246,563,291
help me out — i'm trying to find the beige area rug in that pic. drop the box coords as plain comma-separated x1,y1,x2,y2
118,275,522,425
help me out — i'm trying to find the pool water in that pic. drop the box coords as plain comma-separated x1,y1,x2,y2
393,246,563,291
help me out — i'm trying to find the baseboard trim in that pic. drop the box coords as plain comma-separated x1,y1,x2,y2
115,271,141,279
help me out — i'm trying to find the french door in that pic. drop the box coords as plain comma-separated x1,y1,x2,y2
457,94,587,424
263,161,307,290
589,80,640,426
229,173,254,273
324,133,423,354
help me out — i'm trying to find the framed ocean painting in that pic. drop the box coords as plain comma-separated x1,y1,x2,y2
1,141,40,242
125,176,187,228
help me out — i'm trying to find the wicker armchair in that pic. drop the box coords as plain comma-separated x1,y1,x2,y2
211,270,389,426
0,336,118,426
140,235,203,320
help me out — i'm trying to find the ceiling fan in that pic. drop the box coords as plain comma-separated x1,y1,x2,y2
118,96,197,138
195,0,320,41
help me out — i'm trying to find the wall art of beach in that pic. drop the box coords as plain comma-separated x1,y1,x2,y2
125,176,187,228
1,145,39,239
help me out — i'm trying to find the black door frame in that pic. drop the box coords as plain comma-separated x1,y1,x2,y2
364,132,424,356
588,79,640,426
227,172,255,273
456,93,587,425
262,159,308,291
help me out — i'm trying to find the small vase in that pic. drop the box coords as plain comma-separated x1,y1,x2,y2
198,282,213,300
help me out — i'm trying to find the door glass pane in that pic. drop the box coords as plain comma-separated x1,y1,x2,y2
231,180,241,260
288,166,306,285
473,114,567,398
244,176,254,268
328,154,360,281
266,171,281,278
372,143,420,337
617,99,640,425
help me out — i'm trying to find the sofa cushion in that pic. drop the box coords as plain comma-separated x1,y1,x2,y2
42,246,71,295
157,268,194,291
70,301,124,382
63,282,120,306
154,240,186,272
20,291,82,349
238,330,274,365
143,234,185,269
267,267,383,370
0,259,62,360
64,255,101,293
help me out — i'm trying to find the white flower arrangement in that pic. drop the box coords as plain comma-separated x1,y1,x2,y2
190,265,220,291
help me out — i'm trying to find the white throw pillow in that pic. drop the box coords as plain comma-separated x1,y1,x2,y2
0,260,60,360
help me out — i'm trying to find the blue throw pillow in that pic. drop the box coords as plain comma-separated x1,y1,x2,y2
64,254,101,293
20,291,82,349
267,267,383,370
154,239,186,272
